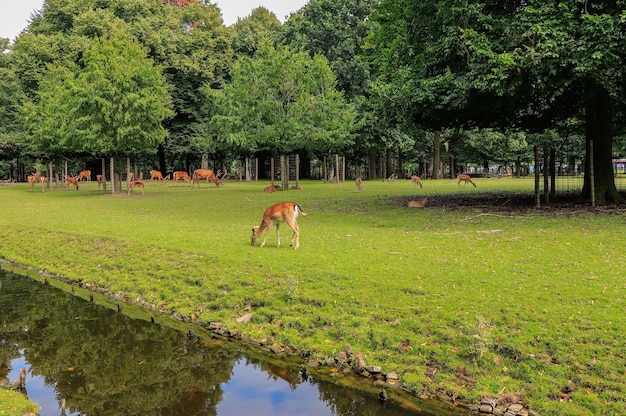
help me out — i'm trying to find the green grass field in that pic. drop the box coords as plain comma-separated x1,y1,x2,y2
1,177,625,415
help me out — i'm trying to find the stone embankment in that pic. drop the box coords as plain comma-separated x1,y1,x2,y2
24,264,537,416
206,322,537,416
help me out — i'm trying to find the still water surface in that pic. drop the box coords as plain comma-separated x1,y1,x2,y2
0,269,457,416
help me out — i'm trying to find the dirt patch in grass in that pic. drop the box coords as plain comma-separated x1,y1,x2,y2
396,191,626,215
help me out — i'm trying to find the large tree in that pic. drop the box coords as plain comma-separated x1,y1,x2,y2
11,0,231,174
207,43,356,158
22,36,173,192
282,0,384,176
370,0,626,203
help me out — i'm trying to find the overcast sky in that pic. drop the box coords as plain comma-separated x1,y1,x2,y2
0,1,309,42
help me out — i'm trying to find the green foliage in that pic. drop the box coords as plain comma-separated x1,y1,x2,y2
10,0,232,168
457,129,530,166
232,7,283,57
22,36,173,157
369,0,626,202
282,0,375,99
1,178,626,415
208,43,357,155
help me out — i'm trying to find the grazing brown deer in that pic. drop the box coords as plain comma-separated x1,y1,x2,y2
76,170,91,182
251,202,307,249
354,177,362,192
149,170,164,182
407,197,428,207
411,175,423,188
66,177,79,190
192,169,220,187
173,171,193,186
39,176,47,193
457,174,476,187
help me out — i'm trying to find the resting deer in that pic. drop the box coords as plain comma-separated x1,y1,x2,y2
411,175,423,188
264,184,279,192
457,174,476,187
251,202,307,249
407,197,428,207
355,177,362,192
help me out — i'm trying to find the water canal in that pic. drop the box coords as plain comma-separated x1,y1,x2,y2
0,268,465,416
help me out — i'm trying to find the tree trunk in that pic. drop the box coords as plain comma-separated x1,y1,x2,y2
581,80,621,204
368,147,378,179
101,158,107,192
550,147,556,200
432,130,441,179
158,143,167,177
110,156,116,194
126,157,131,191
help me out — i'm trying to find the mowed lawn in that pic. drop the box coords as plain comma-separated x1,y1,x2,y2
1,177,625,416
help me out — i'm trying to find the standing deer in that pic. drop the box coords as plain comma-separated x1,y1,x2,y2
173,171,193,186
39,176,47,193
251,202,307,249
27,175,37,192
355,177,362,192
66,177,79,190
96,174,105,189
192,169,220,187
127,180,145,195
457,174,476,187
76,170,91,182
149,170,165,182
411,175,423,188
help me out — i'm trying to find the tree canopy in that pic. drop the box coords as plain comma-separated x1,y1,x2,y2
369,0,626,202
207,43,357,157
22,36,173,158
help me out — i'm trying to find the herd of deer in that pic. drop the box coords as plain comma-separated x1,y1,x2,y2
28,168,222,194
23,167,476,251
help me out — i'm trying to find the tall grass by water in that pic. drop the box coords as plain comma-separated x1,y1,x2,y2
1,177,624,416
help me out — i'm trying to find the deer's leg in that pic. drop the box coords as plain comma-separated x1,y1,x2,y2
261,224,271,247
286,220,300,249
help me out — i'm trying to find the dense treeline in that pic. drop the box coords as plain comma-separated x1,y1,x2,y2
1,0,626,203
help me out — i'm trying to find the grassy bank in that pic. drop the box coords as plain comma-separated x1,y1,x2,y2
1,177,624,415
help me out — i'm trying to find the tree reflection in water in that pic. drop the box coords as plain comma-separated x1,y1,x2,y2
0,269,450,416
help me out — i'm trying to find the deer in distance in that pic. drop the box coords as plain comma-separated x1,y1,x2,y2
457,174,476,187
411,175,423,188
355,177,362,192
